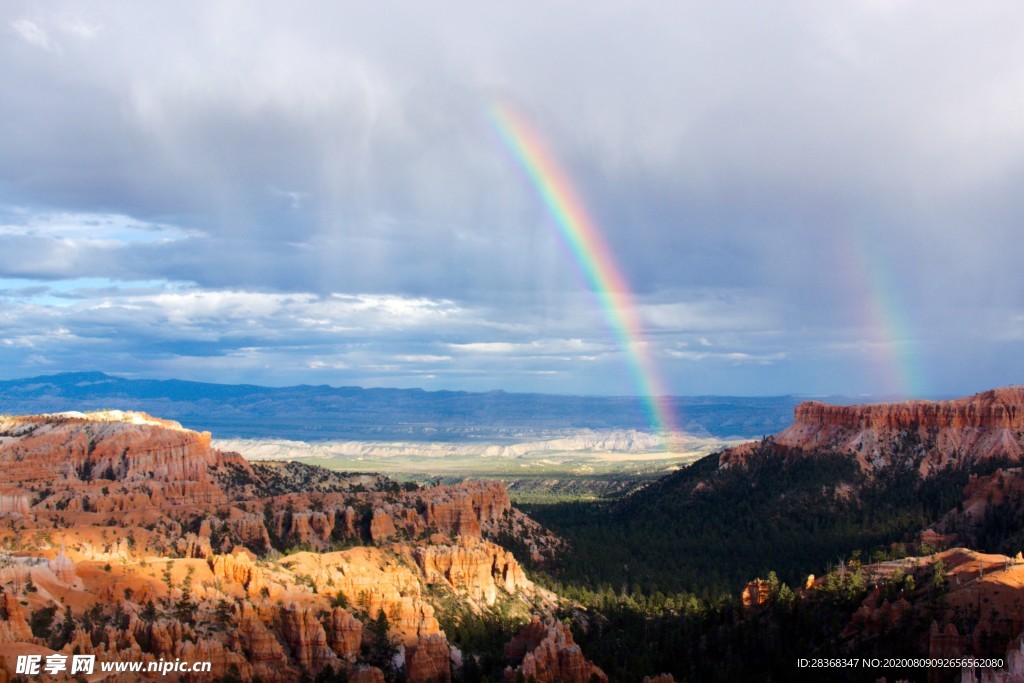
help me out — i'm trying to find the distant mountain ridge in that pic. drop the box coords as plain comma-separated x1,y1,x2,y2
0,371,804,441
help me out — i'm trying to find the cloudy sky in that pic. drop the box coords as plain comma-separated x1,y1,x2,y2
1,1,1023,398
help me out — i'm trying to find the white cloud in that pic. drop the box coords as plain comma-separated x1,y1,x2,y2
640,294,776,332
394,354,452,363
448,339,604,358
10,13,102,52
60,18,102,40
11,18,52,51
0,208,198,245
666,349,787,365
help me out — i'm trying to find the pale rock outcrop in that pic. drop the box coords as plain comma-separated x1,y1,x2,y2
49,549,76,583
964,634,1024,682
0,495,30,515
294,548,441,644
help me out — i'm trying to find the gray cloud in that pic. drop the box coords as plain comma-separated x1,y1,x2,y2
1,1,1023,396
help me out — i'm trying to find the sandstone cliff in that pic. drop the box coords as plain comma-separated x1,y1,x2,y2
720,387,1024,474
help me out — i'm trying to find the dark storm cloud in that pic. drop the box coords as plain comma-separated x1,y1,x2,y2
2,1,1024,395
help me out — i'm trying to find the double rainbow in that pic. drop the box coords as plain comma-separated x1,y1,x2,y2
489,102,678,441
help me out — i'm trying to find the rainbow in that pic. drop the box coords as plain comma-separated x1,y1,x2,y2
841,228,926,398
488,102,679,440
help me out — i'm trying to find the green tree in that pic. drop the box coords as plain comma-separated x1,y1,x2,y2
362,610,399,679
30,605,57,638
141,600,159,622
50,605,75,650
215,598,233,625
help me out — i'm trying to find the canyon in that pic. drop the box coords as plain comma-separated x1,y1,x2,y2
0,411,605,682
11,387,1024,680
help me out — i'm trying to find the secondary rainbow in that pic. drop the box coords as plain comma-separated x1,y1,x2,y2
488,102,678,440
842,228,926,398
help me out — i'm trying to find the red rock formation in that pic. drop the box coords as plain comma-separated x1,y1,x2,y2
822,547,1024,671
237,602,289,672
209,548,266,596
341,481,514,544
929,621,965,658
406,633,451,683
842,586,913,642
252,480,525,553
425,493,480,537
414,538,530,606
299,510,334,543
328,607,362,660
795,388,1024,431
176,532,213,558
0,410,556,682
350,666,386,683
282,602,337,670
277,548,441,644
502,617,607,683
0,412,225,483
369,508,397,542
0,412,254,513
720,387,1024,474
741,578,773,607
0,592,34,643
335,506,358,540
177,638,255,681
233,513,273,551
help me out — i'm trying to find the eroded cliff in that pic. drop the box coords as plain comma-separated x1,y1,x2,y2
720,387,1024,474
0,411,559,682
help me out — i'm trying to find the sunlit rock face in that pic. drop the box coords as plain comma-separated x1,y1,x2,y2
502,617,608,683
720,387,1024,474
0,409,561,682
0,411,238,507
